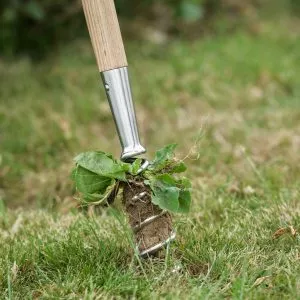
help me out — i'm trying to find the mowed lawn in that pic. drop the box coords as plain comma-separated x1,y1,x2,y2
0,18,300,298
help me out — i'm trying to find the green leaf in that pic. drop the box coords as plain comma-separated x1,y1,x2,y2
152,186,180,213
72,145,192,212
169,161,187,173
74,151,128,181
178,190,191,213
129,158,142,175
147,173,191,213
150,174,180,213
150,144,177,171
73,166,113,194
176,177,192,189
82,192,104,203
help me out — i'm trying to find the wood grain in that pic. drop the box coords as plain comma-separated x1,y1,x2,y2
82,0,128,72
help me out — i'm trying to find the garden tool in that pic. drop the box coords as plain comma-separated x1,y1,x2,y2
81,0,175,257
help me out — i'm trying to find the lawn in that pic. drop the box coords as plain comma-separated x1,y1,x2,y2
0,17,300,298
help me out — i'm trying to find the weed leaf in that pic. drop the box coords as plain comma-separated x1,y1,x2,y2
150,144,177,171
178,190,191,213
169,161,187,173
72,145,192,213
176,177,192,189
130,158,142,175
150,174,180,212
73,166,112,194
74,151,128,180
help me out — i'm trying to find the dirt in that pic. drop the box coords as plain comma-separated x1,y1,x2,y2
122,180,173,255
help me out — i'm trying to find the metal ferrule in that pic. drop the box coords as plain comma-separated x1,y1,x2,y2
101,67,146,161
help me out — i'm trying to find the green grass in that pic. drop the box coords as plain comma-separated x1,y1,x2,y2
1,17,300,298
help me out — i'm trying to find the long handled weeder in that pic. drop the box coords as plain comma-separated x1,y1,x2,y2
81,0,175,257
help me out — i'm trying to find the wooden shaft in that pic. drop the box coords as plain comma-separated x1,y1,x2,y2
82,0,128,72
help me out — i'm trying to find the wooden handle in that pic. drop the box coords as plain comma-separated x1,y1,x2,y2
82,0,128,72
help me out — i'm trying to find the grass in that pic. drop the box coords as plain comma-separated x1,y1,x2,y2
1,16,300,298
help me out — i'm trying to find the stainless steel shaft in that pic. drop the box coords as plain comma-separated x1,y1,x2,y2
101,67,146,161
